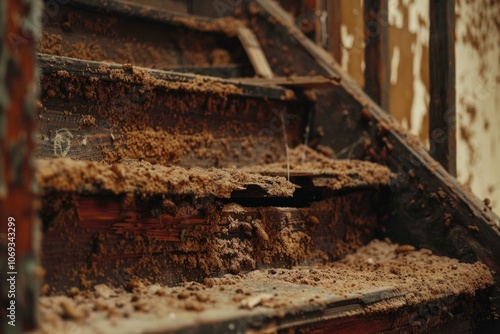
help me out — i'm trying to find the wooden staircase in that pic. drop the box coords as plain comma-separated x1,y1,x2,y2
2,0,500,333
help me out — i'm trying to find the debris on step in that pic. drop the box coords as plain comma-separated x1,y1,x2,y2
36,158,296,198
242,144,396,190
28,239,494,334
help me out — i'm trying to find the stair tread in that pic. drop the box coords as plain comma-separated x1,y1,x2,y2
32,239,494,334
38,53,290,100
36,158,296,198
36,145,393,196
37,53,309,166
38,0,249,72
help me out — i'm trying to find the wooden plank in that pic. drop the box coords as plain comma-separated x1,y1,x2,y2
233,75,340,89
35,256,492,333
40,191,381,292
363,0,389,111
39,0,250,71
237,26,274,78
429,0,456,176
165,64,254,78
36,54,307,166
0,0,41,331
297,295,486,334
38,54,288,100
67,0,233,29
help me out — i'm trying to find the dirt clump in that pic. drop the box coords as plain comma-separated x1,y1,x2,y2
38,10,243,69
243,144,395,190
36,158,296,198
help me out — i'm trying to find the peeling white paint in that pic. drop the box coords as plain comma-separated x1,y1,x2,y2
338,0,500,212
388,0,403,29
407,1,429,45
409,36,428,138
405,1,429,138
455,0,500,213
340,24,354,73
390,46,400,85
401,117,409,130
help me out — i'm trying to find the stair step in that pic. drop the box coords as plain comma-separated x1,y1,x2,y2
37,54,309,167
37,151,393,292
33,240,494,334
38,0,252,75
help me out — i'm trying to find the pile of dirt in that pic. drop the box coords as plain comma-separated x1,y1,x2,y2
38,59,292,167
243,144,395,190
29,239,494,334
38,9,244,68
36,158,296,198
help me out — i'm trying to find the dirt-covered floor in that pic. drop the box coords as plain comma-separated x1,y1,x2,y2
29,239,493,334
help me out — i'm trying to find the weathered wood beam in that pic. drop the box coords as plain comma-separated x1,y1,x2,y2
65,0,233,29
233,75,340,90
37,54,289,100
363,0,389,111
237,26,274,78
429,0,456,176
39,0,250,71
0,0,41,331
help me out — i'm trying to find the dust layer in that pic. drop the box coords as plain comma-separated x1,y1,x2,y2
242,144,395,190
38,6,246,69
38,59,296,167
30,239,494,334
36,158,296,198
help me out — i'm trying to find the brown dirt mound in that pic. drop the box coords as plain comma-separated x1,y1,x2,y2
36,158,296,198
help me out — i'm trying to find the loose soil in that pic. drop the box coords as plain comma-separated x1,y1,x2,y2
38,7,245,69
36,158,295,198
242,144,395,190
29,239,494,334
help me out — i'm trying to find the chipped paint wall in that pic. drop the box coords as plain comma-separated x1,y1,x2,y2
388,0,429,140
334,0,500,213
455,0,500,213
335,0,430,139
337,0,365,87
